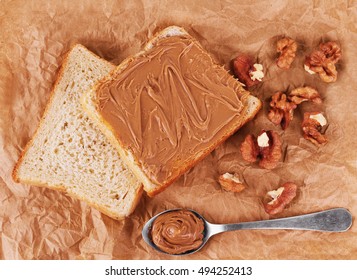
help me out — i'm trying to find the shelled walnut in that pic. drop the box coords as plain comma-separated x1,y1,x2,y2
232,54,264,87
289,86,322,104
264,182,297,215
268,87,322,129
276,37,297,69
268,91,297,130
240,130,282,169
218,173,245,193
304,41,342,83
301,112,328,145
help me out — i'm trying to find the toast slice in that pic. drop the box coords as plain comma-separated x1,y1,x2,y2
12,44,143,220
82,26,262,196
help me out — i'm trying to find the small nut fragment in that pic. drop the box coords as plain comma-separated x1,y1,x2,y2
257,131,270,147
240,130,282,170
276,37,297,69
288,86,322,104
268,91,297,130
304,64,316,75
301,112,328,145
264,182,297,215
250,63,264,82
309,112,327,126
232,55,264,87
218,173,245,193
304,41,342,83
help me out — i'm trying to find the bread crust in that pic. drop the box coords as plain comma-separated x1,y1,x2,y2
83,26,262,196
12,44,143,220
17,177,143,220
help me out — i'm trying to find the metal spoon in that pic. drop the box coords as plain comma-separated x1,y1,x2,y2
142,207,352,255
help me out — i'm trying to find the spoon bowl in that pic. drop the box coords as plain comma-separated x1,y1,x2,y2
142,208,209,255
142,207,352,256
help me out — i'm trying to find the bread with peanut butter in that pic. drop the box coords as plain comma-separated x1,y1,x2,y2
12,44,143,220
82,26,262,196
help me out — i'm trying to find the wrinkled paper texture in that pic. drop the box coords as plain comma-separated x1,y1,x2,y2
1,0,357,259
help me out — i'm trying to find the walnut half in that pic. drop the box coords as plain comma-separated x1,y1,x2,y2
232,54,264,88
240,130,282,169
264,182,298,215
276,37,298,70
301,112,328,145
218,173,245,193
289,86,322,105
304,41,342,83
268,91,297,130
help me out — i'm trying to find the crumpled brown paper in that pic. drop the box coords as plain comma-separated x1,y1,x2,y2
1,0,357,259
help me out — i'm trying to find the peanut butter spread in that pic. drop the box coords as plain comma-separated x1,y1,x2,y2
151,210,205,255
96,35,249,186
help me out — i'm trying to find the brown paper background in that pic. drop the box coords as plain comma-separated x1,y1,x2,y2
1,0,357,259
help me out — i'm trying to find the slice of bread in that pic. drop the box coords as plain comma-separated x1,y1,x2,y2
82,26,262,197
12,44,143,220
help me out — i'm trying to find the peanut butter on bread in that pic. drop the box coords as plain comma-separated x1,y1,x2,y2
82,26,262,196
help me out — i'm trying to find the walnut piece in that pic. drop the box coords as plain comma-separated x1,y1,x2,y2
240,130,282,169
304,41,342,83
268,87,322,129
240,134,259,163
250,63,264,82
320,41,342,64
218,173,245,193
276,37,298,69
288,86,322,104
301,112,328,145
264,182,297,215
268,91,297,130
232,54,264,87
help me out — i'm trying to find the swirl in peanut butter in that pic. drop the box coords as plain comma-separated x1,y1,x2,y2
151,210,205,254
96,35,250,186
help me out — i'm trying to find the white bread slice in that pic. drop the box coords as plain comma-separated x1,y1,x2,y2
82,26,262,197
12,44,143,220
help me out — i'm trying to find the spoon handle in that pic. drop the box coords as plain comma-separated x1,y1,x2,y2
215,208,352,234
